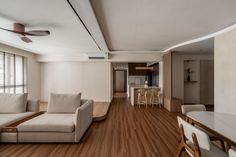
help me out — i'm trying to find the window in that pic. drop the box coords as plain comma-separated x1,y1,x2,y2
0,51,27,94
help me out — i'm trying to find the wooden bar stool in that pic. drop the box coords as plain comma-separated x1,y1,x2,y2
150,88,161,108
144,90,152,108
137,89,146,108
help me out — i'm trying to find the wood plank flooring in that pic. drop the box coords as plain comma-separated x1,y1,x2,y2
0,97,183,157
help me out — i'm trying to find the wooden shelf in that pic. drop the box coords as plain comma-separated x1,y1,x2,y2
184,81,198,83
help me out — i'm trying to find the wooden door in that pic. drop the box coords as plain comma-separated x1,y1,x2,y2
114,70,126,92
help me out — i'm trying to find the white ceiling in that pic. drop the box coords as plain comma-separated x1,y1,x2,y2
0,0,99,55
91,0,236,51
173,38,214,53
0,0,235,59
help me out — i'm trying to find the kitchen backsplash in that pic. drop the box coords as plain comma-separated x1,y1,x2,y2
128,76,146,85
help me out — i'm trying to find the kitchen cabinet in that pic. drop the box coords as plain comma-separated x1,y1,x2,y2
128,63,147,76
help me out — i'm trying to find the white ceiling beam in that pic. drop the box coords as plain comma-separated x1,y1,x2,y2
37,52,163,62
68,0,109,52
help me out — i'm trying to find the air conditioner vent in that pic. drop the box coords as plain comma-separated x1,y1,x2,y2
88,57,106,59
86,52,109,59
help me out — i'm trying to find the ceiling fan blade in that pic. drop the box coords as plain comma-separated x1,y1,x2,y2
0,27,24,35
21,36,32,43
24,30,50,36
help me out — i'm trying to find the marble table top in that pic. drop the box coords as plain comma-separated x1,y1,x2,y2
187,111,236,146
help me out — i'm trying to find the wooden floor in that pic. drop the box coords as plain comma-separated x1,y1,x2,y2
0,97,183,157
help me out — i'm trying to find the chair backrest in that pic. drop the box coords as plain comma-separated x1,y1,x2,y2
229,149,236,157
177,116,211,151
138,89,145,95
181,104,206,115
144,89,151,95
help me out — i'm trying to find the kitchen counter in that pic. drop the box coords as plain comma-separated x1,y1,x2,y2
130,85,160,106
131,85,159,89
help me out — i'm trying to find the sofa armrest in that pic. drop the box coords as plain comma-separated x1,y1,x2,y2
26,100,40,112
74,99,93,142
80,99,88,105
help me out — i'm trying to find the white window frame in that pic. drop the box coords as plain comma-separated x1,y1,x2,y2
0,51,27,93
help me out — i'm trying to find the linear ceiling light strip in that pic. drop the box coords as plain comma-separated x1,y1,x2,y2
66,0,101,51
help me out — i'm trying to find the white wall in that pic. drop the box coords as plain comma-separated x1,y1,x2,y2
171,53,214,102
215,28,236,114
0,43,41,100
41,61,112,102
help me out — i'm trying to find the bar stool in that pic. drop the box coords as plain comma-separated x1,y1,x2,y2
144,90,152,108
137,89,146,108
150,88,161,108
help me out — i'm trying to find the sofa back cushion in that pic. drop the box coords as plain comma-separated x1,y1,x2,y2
0,93,28,113
47,93,81,113
26,100,40,112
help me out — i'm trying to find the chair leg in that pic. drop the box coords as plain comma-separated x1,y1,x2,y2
220,140,226,152
224,142,231,152
176,144,184,157
209,137,226,152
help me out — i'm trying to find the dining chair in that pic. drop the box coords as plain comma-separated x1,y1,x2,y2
229,149,236,157
181,104,206,115
176,116,228,157
181,104,225,151
137,89,146,108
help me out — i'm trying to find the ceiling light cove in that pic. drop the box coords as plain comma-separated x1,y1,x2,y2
90,0,236,52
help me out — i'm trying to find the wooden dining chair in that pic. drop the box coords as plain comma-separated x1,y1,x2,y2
176,116,228,157
229,149,236,157
181,104,206,116
181,104,225,151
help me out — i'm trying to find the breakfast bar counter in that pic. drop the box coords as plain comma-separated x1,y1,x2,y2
130,85,160,106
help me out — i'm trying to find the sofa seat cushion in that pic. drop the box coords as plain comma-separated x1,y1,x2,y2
18,113,75,132
0,112,34,129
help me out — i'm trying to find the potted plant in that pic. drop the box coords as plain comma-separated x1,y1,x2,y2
187,68,193,81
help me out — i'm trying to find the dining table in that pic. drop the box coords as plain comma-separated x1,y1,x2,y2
187,111,236,148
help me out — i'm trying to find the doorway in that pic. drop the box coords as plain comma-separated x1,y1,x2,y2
113,70,127,97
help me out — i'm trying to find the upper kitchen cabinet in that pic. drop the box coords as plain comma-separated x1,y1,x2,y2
128,63,147,76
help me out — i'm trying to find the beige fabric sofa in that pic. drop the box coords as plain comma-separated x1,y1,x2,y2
0,93,39,142
17,98,93,143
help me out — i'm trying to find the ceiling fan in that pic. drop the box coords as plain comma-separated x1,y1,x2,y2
0,23,50,43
